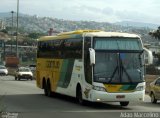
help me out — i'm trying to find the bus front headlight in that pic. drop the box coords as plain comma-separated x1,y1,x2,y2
136,86,145,91
93,85,106,92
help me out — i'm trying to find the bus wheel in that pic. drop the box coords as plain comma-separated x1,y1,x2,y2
151,93,157,103
47,81,52,97
77,87,85,105
120,102,129,106
43,81,48,96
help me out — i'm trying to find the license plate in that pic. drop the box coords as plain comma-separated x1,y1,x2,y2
116,95,125,99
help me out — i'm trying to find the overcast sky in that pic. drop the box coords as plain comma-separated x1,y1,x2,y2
0,0,160,24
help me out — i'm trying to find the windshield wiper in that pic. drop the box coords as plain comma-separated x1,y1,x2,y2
108,66,118,83
119,58,133,83
108,54,133,83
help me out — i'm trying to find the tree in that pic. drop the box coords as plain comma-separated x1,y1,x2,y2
28,32,41,39
149,27,160,65
0,29,8,34
149,26,160,40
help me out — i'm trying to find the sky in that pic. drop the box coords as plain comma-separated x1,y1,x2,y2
0,0,160,24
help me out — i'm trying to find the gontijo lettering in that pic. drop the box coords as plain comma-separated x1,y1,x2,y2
46,60,60,68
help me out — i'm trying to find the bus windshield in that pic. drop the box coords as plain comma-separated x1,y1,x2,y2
93,37,144,84
94,37,143,51
94,52,144,83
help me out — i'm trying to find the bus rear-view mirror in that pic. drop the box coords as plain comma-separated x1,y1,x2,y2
144,48,153,65
89,48,95,65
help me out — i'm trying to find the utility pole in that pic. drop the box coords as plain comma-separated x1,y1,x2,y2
16,0,19,58
11,11,14,54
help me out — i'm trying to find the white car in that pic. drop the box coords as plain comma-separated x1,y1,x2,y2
29,64,36,72
0,65,8,76
15,67,33,80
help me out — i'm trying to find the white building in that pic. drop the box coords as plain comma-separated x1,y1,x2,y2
0,20,5,30
144,43,160,54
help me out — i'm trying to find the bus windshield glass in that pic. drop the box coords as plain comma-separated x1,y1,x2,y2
93,37,144,84
94,37,143,51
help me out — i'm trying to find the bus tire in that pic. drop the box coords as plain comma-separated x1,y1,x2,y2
120,102,129,106
30,77,33,80
43,80,48,96
47,80,53,97
76,85,85,105
151,92,157,104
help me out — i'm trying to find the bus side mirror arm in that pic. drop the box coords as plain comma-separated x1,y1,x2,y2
144,48,153,65
89,48,95,65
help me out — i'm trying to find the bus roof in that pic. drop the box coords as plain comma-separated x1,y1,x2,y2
38,30,140,41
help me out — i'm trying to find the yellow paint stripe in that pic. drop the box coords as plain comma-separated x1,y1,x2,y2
104,84,122,92
104,84,135,93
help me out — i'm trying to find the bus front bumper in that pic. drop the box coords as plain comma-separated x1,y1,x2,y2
90,90,145,102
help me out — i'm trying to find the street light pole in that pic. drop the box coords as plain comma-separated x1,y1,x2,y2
16,0,19,58
11,11,14,53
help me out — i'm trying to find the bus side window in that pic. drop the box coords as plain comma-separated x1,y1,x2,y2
63,38,82,59
37,42,41,58
52,40,62,58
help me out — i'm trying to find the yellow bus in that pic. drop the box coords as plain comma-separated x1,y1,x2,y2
36,30,148,106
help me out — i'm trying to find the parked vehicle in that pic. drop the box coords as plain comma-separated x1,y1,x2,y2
15,67,33,80
29,64,36,72
0,65,8,76
5,56,19,67
149,77,160,103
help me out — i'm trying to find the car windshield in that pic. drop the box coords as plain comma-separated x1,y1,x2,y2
29,65,36,68
0,66,6,69
19,68,30,72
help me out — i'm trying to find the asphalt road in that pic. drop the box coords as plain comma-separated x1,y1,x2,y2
0,76,160,118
